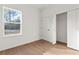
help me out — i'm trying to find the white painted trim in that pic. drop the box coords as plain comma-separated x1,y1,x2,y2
52,41,56,45
3,6,22,37
56,7,79,15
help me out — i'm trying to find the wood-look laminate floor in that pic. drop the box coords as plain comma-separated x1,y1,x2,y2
0,39,79,55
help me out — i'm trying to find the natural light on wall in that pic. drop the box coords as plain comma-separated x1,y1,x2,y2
3,7,22,37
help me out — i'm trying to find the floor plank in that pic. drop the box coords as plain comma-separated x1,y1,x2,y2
0,39,79,55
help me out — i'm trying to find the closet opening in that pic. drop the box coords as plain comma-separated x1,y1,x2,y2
56,12,67,47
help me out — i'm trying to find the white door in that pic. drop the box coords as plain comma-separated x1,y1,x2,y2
67,9,79,50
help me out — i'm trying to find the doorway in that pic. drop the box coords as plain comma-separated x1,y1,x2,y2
56,12,67,46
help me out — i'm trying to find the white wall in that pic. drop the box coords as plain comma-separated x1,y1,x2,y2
40,8,56,43
56,12,67,43
0,4,40,51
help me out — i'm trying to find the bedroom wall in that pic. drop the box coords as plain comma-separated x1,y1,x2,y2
40,8,56,43
0,4,40,51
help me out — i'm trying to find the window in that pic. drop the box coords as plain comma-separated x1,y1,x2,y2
3,7,22,36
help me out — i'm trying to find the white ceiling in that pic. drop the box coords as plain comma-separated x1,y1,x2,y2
27,4,49,9
31,4,79,10
30,4,79,14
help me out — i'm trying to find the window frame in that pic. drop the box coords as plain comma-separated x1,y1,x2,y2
3,7,22,37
